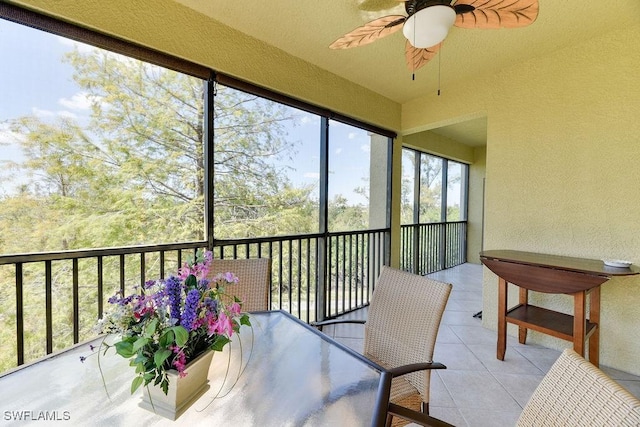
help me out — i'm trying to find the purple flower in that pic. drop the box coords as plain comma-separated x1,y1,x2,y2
181,289,200,331
165,276,183,320
203,297,218,313
108,292,134,306
198,278,210,291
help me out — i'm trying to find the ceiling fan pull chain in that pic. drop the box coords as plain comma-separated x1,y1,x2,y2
438,45,442,96
413,19,417,81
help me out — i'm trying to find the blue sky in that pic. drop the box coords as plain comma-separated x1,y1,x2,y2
0,18,373,205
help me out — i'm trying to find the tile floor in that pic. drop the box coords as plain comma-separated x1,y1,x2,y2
324,263,640,427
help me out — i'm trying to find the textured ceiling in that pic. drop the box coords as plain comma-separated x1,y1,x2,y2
175,0,639,145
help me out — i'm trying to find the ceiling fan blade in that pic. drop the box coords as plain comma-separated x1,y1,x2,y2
405,40,442,71
453,0,539,29
329,15,406,49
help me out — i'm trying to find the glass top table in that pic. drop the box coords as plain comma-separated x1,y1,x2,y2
0,311,388,426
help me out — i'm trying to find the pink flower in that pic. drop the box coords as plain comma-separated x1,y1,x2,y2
223,272,239,284
229,302,241,317
170,345,188,377
177,262,192,280
216,312,233,336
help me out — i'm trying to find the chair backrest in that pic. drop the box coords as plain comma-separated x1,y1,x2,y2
208,258,271,312
364,265,452,403
517,349,640,427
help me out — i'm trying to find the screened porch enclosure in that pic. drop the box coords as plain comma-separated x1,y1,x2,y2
0,4,468,373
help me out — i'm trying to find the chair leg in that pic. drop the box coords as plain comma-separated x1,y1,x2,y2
385,414,393,427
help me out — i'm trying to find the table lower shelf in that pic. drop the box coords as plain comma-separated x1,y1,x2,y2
506,304,597,342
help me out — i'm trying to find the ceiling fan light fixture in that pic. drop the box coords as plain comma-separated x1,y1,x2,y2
402,5,456,49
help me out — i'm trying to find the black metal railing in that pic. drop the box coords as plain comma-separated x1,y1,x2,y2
212,228,388,322
400,221,467,275
0,229,389,371
0,221,466,373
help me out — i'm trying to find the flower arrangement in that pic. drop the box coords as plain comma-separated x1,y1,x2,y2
93,249,250,395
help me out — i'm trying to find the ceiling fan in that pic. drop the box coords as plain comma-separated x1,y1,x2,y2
330,0,539,71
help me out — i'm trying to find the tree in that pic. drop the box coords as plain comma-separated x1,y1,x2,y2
0,43,317,371
2,46,316,253
401,149,444,224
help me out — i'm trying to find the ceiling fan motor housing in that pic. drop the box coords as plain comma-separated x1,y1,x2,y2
402,2,456,48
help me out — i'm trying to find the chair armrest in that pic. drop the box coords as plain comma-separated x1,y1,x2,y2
387,403,454,427
388,362,446,377
310,319,365,331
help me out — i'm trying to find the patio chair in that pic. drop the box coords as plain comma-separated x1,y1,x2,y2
208,258,271,312
517,349,640,427
314,265,453,427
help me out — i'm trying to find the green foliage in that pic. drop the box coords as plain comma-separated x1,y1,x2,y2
0,38,376,373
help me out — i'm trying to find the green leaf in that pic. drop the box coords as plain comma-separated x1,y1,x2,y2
135,362,145,374
159,329,174,347
115,341,135,358
130,376,144,394
184,274,197,289
172,326,189,347
240,314,251,327
144,319,158,337
211,335,231,352
154,349,173,368
132,353,148,366
132,337,149,352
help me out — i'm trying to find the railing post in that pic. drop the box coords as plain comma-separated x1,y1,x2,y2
15,263,24,366
412,224,419,275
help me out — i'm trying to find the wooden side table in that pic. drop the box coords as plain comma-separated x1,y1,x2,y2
480,250,639,367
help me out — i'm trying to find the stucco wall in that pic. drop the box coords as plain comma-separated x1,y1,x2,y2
467,147,486,264
404,24,640,374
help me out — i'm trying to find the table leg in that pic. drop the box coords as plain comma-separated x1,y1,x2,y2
573,291,586,358
589,286,601,367
518,287,528,344
497,277,507,360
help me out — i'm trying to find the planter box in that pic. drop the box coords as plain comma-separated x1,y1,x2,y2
138,350,214,420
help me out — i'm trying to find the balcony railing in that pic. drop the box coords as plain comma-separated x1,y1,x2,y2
0,222,464,372
400,221,467,275
0,229,389,371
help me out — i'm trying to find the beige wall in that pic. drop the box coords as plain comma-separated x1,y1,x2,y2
467,147,486,264
404,24,640,374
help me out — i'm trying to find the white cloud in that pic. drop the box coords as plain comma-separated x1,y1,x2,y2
0,126,25,145
360,144,370,153
59,92,96,110
335,148,343,155
304,172,320,179
32,107,56,118
348,132,357,140
32,107,78,120
300,115,320,126
58,110,78,120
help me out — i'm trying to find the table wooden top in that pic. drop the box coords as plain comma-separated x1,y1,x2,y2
480,250,640,277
